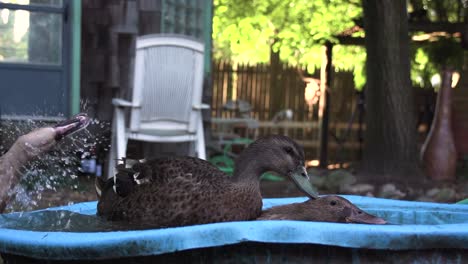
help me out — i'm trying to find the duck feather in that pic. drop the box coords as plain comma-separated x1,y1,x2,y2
97,135,318,228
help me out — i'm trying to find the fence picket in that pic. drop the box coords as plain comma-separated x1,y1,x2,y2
211,61,362,162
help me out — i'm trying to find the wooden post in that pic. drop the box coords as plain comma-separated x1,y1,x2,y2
71,0,82,115
319,42,333,168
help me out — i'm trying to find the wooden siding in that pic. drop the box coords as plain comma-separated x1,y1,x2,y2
80,0,211,121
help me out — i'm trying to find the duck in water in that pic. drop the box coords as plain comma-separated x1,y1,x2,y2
96,135,319,228
0,114,90,212
258,195,386,224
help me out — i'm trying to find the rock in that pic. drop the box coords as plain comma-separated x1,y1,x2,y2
306,167,323,176
461,182,468,196
379,183,406,199
322,170,356,193
417,196,434,202
425,187,457,202
309,176,325,189
307,167,325,188
426,188,440,197
342,183,375,194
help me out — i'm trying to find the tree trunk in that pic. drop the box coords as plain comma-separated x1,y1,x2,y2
361,0,424,183
269,39,284,118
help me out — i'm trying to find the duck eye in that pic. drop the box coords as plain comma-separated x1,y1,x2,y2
330,200,337,206
284,146,294,155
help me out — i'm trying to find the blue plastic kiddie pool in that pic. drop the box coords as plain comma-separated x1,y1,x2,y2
0,195,467,262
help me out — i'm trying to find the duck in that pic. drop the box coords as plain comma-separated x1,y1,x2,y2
258,195,387,224
0,113,90,212
96,135,319,228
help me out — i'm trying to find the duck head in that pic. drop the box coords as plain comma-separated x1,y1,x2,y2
303,195,387,224
16,113,90,160
235,135,319,198
53,113,90,140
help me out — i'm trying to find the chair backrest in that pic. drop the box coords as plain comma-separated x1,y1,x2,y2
129,34,205,133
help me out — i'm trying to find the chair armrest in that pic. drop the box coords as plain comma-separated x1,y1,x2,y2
112,98,139,108
193,104,210,110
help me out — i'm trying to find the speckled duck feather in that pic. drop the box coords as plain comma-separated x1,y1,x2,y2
97,135,307,228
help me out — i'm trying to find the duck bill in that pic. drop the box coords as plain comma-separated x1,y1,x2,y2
54,113,91,140
345,209,387,225
289,165,319,199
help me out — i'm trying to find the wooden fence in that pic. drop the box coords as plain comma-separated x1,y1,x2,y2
211,61,364,163
211,61,317,121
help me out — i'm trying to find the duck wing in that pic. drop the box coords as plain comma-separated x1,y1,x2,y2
144,156,229,185
100,156,229,201
103,156,263,227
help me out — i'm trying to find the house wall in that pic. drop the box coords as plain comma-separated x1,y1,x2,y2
81,0,154,121
81,0,212,121
80,0,213,160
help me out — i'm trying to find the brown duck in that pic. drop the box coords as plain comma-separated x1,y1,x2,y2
97,135,319,228
0,114,90,212
258,195,387,224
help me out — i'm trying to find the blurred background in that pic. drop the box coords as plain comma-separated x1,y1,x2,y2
0,0,467,211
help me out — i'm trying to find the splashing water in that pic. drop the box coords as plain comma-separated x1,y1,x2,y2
0,116,111,213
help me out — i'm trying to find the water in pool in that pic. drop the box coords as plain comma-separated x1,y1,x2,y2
0,210,144,232
0,201,466,233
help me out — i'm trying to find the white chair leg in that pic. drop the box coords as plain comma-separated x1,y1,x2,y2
105,114,118,180
114,107,130,162
107,108,128,180
196,119,206,160
106,130,117,180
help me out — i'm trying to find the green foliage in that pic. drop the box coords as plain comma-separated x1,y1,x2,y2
411,38,464,89
213,0,363,86
213,0,465,91
423,38,464,69
411,47,434,88
408,0,465,23
333,45,366,90
0,10,28,62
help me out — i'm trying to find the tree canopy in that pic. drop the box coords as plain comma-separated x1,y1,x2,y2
213,0,466,90
212,0,363,74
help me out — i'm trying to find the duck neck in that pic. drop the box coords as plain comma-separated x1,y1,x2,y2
5,140,35,169
0,141,32,212
232,146,268,183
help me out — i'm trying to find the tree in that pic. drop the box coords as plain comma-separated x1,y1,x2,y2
213,0,466,90
361,0,424,183
212,0,364,76
213,0,465,183
0,10,28,62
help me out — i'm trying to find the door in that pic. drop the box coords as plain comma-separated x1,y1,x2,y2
0,0,71,120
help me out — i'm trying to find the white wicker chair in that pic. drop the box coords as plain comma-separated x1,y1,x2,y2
107,34,208,178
